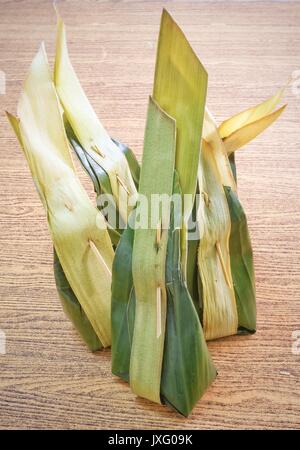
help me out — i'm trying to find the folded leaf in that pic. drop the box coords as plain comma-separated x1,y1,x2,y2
112,139,140,189
198,140,238,340
111,214,135,381
161,175,216,416
53,249,102,351
112,174,216,416
228,152,237,183
219,87,285,139
201,109,257,337
203,108,236,192
66,121,140,243
54,13,137,223
9,44,114,347
130,97,176,403
7,112,100,349
153,9,207,205
223,105,286,155
153,9,208,271
224,187,256,333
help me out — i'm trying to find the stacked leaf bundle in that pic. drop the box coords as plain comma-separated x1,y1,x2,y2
7,8,285,416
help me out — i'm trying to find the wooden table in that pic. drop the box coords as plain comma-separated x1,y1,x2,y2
0,0,299,430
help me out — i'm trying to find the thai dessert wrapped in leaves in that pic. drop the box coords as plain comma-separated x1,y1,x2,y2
7,6,285,415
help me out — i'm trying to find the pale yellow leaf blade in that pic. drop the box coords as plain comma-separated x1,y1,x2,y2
19,43,74,171
223,104,286,155
15,44,114,347
219,87,285,139
203,108,237,192
54,13,138,221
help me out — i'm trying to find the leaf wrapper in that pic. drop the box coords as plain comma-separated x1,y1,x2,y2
153,9,208,271
199,108,258,337
54,14,137,223
112,175,216,416
219,87,285,139
197,140,238,340
111,97,216,415
130,97,176,403
223,105,286,155
224,187,256,333
8,45,114,347
53,250,102,351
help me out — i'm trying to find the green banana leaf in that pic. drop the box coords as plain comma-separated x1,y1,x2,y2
11,45,114,348
53,249,102,351
153,9,207,209
50,123,116,348
51,122,140,351
186,187,202,317
229,153,237,183
161,174,217,415
224,148,256,333
111,211,136,381
112,10,215,414
112,138,140,189
219,92,286,335
201,107,256,338
224,186,256,334
153,9,208,272
66,121,140,237
130,97,177,404
111,173,216,416
55,12,138,225
51,121,139,350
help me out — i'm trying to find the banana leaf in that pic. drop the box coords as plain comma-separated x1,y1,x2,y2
111,212,135,381
111,96,216,415
7,109,104,352
153,9,208,271
153,9,207,207
186,186,201,317
67,121,140,196
51,120,139,349
66,120,140,242
59,120,117,346
223,105,286,155
223,117,256,334
219,87,285,139
161,174,216,416
54,13,138,224
130,97,176,404
54,124,139,347
112,139,140,189
218,92,286,335
199,109,238,340
229,153,237,183
197,139,238,340
112,11,216,414
224,187,256,333
112,173,216,416
66,122,123,239
8,45,114,348
199,101,280,338
53,249,102,350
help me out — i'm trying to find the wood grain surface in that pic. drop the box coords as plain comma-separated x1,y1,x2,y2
0,0,299,430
